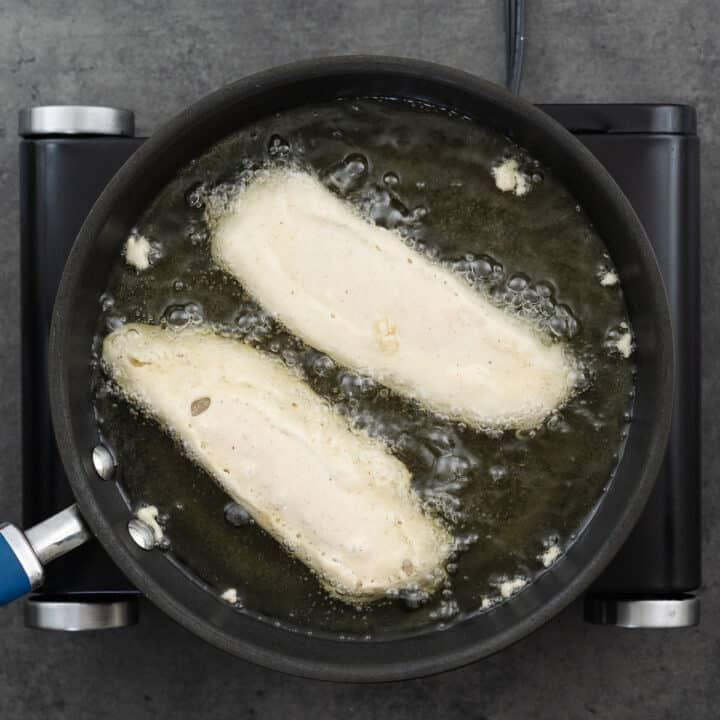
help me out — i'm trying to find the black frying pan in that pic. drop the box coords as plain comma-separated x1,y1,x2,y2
0,57,673,681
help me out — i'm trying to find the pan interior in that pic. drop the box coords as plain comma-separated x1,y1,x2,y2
93,97,634,637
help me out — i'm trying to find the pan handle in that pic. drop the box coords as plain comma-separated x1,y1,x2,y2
0,505,91,605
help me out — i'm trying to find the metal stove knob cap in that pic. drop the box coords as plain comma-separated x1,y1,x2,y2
18,105,135,137
24,595,139,631
585,595,700,628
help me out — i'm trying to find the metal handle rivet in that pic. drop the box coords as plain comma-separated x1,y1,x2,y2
92,444,116,481
127,519,155,550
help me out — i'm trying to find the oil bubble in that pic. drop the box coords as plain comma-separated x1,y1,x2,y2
235,304,274,339
434,454,471,482
162,302,204,328
326,153,368,193
535,282,553,298
185,183,207,209
338,372,375,398
281,348,299,366
224,502,253,527
547,412,571,433
189,229,208,246
105,314,126,332
383,171,399,186
267,134,291,158
311,354,335,377
399,586,430,609
548,312,573,338
454,533,479,553
355,185,417,230
507,274,529,292
432,599,459,619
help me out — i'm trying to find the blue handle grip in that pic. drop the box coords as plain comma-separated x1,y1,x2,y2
0,533,32,605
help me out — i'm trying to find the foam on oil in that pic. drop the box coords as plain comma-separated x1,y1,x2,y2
93,98,634,636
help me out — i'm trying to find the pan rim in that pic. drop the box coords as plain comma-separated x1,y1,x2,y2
48,55,674,682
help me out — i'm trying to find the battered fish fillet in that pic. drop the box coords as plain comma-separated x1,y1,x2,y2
211,170,576,431
103,324,452,603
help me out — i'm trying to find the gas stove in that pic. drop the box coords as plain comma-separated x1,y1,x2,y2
17,102,701,633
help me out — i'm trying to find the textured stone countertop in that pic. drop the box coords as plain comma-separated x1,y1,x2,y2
0,1,715,717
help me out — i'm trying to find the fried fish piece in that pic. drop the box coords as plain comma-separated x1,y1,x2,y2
103,324,451,603
211,170,576,431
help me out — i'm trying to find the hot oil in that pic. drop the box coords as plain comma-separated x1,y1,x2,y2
93,99,634,636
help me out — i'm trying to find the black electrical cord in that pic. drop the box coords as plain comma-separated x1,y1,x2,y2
505,0,525,95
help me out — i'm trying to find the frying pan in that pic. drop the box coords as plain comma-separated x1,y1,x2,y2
0,57,673,681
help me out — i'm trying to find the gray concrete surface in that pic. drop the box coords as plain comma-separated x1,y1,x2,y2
0,1,716,717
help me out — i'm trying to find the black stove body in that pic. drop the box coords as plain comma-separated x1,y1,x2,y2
18,103,701,632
